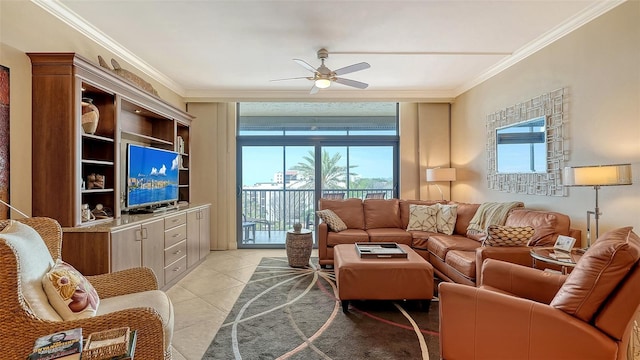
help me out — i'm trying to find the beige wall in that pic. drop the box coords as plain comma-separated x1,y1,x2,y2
451,1,640,246
0,1,186,217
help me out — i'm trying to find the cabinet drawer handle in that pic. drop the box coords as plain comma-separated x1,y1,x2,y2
172,233,181,238
172,218,179,223
173,250,182,255
173,267,181,272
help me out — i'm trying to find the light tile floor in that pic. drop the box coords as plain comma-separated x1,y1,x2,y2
167,248,317,360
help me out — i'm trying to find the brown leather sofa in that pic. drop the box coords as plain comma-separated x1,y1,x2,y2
439,226,640,359
317,198,581,286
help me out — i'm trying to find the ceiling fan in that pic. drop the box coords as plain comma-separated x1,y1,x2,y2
272,48,370,94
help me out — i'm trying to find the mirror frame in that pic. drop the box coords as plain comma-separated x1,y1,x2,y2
486,88,568,196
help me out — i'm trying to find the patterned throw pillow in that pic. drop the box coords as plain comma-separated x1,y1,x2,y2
436,204,458,235
42,259,100,320
483,225,535,247
316,209,348,232
406,204,438,232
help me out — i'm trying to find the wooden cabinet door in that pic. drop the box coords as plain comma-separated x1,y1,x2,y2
199,206,211,260
110,225,142,272
141,218,165,287
186,209,200,268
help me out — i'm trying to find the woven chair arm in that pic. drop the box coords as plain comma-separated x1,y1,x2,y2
87,267,158,298
8,307,166,360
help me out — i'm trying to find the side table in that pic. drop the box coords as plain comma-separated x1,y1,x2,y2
286,229,313,267
530,247,583,274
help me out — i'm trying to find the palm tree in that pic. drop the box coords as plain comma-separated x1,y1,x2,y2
290,150,358,189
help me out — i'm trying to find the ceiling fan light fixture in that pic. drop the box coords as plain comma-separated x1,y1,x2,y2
315,78,331,89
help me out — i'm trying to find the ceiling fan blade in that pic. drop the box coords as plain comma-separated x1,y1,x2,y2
270,76,312,82
333,62,371,76
334,77,369,89
309,85,320,95
293,59,318,73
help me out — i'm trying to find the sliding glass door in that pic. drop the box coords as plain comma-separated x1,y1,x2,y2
237,102,399,248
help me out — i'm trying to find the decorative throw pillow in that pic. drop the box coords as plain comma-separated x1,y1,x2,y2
483,225,535,247
0,220,62,321
316,209,348,232
436,204,458,235
42,259,100,320
406,204,438,232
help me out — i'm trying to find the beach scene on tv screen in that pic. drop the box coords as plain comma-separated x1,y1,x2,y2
128,145,180,207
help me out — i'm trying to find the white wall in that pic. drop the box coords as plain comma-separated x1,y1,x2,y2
451,1,640,245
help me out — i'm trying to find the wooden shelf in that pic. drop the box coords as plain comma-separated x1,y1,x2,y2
82,133,114,143
121,130,174,146
82,188,114,194
82,159,115,166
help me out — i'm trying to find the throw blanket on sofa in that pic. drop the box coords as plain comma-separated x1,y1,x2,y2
466,201,524,239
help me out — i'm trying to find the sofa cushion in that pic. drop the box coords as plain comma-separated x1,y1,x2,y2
97,289,174,351
550,227,639,322
363,199,401,229
0,220,62,321
436,203,458,235
450,202,481,236
410,231,439,250
406,204,438,232
316,209,347,232
483,225,535,247
326,229,370,247
367,228,412,245
505,209,571,246
445,250,476,280
42,259,100,320
427,234,482,261
399,200,445,229
319,198,365,229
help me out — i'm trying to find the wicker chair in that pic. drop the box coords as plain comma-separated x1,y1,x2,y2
0,217,172,360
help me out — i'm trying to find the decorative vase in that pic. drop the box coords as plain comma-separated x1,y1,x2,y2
293,223,302,233
81,97,100,134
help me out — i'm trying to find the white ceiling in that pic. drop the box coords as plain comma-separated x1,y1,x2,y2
36,0,623,101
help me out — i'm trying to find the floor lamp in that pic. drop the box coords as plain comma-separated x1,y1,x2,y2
563,164,632,247
426,168,457,201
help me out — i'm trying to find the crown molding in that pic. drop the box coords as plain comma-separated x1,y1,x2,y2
31,0,187,96
454,0,626,97
184,89,456,103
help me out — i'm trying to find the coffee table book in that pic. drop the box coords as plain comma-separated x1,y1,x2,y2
355,242,408,258
28,328,82,360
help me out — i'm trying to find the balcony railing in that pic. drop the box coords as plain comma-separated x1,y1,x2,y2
241,188,393,235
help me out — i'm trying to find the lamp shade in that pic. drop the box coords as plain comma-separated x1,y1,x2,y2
426,168,457,182
563,164,632,186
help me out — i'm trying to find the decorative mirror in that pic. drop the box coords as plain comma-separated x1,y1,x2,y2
486,88,567,196
496,116,546,174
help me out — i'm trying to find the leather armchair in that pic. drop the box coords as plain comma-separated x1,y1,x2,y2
440,226,640,360
0,218,173,359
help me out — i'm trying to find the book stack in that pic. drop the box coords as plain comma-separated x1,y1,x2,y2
28,328,82,360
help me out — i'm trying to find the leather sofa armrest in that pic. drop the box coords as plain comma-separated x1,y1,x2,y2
439,282,616,360
318,223,329,261
475,246,535,285
481,259,567,304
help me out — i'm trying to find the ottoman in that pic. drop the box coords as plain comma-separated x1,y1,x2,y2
333,243,434,312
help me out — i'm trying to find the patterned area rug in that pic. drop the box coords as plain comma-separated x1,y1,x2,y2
203,257,439,359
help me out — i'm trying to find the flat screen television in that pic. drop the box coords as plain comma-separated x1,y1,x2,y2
126,144,180,210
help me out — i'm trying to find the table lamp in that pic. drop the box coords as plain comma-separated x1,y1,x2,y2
563,164,632,247
426,167,456,201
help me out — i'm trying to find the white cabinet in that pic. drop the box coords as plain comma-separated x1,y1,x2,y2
187,205,211,268
164,212,187,285
110,218,164,285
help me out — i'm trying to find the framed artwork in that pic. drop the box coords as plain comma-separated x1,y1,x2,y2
0,65,9,219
